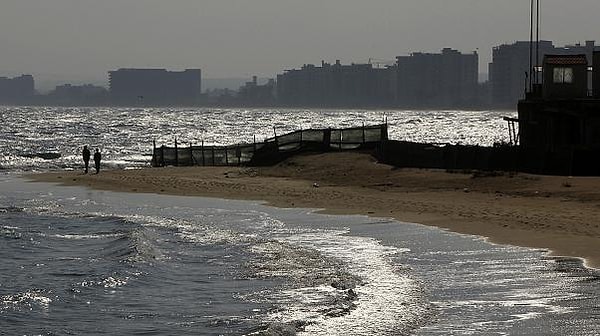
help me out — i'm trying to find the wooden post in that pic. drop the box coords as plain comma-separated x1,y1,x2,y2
201,140,205,166
453,146,458,169
339,129,342,151
362,122,366,145
237,144,241,165
300,129,303,144
212,146,215,166
161,145,165,166
190,142,194,166
174,137,179,166
152,139,156,166
511,121,516,145
323,128,331,150
273,127,279,152
381,123,389,141
225,146,229,165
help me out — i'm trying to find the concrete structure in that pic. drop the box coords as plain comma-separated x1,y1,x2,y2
0,75,35,103
542,55,588,99
594,51,600,98
490,40,596,108
395,48,478,108
109,68,201,106
276,61,395,107
518,53,600,175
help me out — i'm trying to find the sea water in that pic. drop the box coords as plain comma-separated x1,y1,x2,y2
1,178,598,335
1,107,599,335
0,106,515,172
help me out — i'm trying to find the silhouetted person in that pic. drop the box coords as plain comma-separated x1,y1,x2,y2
82,145,91,174
93,149,101,174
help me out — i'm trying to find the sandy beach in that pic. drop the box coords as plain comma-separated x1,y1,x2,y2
28,151,600,269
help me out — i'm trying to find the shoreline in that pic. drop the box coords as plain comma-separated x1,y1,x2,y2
26,152,600,269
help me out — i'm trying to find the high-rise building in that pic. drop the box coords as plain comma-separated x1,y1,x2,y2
47,84,108,106
0,75,35,103
237,76,276,106
396,48,478,108
276,61,395,107
108,68,201,106
489,41,554,108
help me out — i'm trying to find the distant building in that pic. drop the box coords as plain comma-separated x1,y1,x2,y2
489,40,596,108
490,41,555,108
276,61,395,107
0,75,35,104
47,84,108,106
108,68,201,106
237,76,276,106
396,48,479,108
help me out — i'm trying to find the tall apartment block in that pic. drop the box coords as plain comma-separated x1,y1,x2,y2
396,48,478,108
276,61,396,107
109,68,202,106
0,75,35,103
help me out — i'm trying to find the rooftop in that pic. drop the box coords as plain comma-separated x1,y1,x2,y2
544,54,588,65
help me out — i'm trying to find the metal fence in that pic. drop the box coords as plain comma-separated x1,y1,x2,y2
152,123,388,167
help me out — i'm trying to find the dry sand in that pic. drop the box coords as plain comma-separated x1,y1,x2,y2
28,152,600,268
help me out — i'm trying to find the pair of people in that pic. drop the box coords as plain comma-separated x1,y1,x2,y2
82,145,102,174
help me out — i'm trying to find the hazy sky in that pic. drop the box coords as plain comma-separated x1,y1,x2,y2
1,0,599,86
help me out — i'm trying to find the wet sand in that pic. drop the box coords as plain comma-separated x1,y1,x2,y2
27,152,600,268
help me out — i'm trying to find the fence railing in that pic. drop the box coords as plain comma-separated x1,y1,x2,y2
152,123,388,167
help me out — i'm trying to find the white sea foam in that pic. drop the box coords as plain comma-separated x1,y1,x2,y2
50,233,124,240
1,291,52,311
259,230,429,335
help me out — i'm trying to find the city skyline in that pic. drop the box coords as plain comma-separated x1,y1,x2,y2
2,0,599,89
1,39,598,109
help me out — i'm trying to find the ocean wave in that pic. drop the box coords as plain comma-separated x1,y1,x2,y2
12,206,167,266
124,208,432,334
1,225,23,239
242,229,430,335
126,213,255,246
1,290,52,312
246,240,363,289
117,211,397,333
78,275,130,289
0,206,25,213
50,232,125,240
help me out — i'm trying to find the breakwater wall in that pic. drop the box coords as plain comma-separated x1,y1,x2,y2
152,122,599,176
378,141,600,176
152,124,388,167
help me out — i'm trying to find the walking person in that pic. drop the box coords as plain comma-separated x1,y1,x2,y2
93,149,102,174
82,145,91,174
